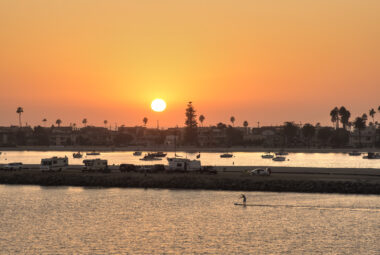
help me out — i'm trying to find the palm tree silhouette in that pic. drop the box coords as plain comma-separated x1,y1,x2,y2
354,117,366,148
16,107,23,127
230,116,235,127
82,118,87,127
143,117,148,127
338,106,350,130
369,108,376,123
56,119,62,127
199,115,205,127
104,120,108,128
243,121,249,134
42,118,47,127
330,107,339,129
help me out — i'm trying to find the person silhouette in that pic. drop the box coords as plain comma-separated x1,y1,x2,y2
240,194,247,206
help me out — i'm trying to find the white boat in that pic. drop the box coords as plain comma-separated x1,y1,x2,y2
86,151,100,156
261,153,274,159
272,156,286,162
220,153,233,158
73,152,83,158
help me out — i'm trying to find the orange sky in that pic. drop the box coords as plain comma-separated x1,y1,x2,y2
1,0,379,128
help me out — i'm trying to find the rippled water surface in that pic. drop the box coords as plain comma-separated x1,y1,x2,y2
1,150,380,168
0,185,379,254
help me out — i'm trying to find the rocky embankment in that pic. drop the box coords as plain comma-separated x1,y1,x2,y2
1,169,380,194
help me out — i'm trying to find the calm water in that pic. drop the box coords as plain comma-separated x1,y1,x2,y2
1,150,380,168
0,185,379,254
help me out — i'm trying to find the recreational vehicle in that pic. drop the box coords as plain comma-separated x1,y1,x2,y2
41,156,68,171
167,157,201,171
83,159,108,171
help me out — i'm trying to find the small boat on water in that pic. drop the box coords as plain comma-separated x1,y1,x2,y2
261,153,274,159
363,152,380,159
275,151,288,156
348,151,361,156
133,151,142,156
86,151,100,156
272,156,286,162
150,152,167,157
73,152,83,158
220,153,233,158
140,153,162,161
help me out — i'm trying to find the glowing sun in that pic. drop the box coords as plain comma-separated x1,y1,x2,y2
151,98,166,112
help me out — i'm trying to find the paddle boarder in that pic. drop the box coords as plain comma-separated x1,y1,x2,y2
240,194,247,206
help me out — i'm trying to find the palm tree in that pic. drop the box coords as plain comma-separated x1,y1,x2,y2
16,107,23,127
330,107,339,129
56,119,62,127
143,117,148,127
104,120,108,128
353,117,366,148
42,118,47,127
230,116,235,127
243,121,249,134
199,115,205,127
82,118,87,127
302,124,316,148
369,108,376,123
338,106,350,130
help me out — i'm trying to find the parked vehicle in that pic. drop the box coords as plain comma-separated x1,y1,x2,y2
167,157,201,171
83,159,108,171
249,168,272,176
3,162,23,170
41,156,68,171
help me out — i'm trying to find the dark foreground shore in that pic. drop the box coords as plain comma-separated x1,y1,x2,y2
1,167,380,194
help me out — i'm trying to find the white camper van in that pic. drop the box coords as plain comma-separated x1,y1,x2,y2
41,156,68,171
83,159,108,171
167,157,201,171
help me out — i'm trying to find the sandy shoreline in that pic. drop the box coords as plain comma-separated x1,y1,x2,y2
1,146,379,153
1,166,379,194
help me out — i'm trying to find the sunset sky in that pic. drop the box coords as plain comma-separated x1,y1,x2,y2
1,0,379,128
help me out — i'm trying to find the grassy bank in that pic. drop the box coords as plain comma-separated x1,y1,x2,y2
1,170,379,195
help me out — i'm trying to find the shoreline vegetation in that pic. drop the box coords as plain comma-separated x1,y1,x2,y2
1,146,379,153
1,167,379,195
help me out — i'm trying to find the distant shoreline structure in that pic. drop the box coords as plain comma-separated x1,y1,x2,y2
0,146,379,153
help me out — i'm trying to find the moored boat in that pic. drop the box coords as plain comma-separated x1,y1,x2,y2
86,151,101,156
150,152,167,157
73,152,83,158
348,151,361,156
220,153,233,158
140,153,162,161
133,151,142,156
363,152,380,159
261,153,274,159
272,156,286,162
